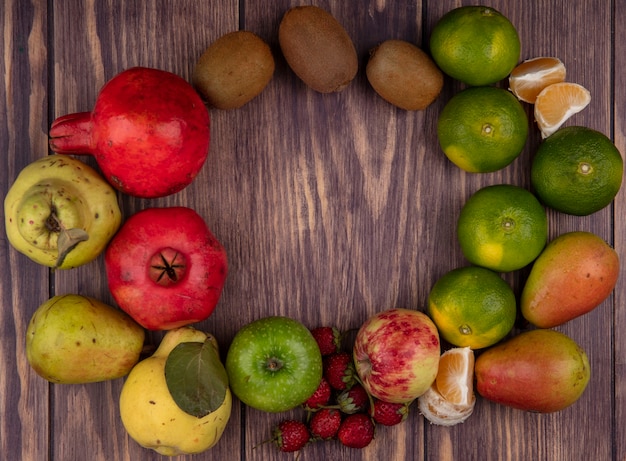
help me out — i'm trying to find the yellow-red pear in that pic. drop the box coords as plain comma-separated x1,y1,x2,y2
521,231,619,328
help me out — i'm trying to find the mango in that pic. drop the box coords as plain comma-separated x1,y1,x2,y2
475,329,590,413
521,231,619,328
26,294,145,383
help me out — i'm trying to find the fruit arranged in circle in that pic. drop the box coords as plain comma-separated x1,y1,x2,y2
521,231,620,328
278,5,358,93
366,39,444,110
429,5,520,86
534,82,591,138
474,329,590,413
457,184,548,272
427,266,516,349
193,30,275,110
508,56,567,103
417,347,476,426
437,86,528,173
531,126,623,216
225,316,323,413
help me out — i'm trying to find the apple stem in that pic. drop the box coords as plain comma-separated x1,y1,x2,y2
266,357,284,372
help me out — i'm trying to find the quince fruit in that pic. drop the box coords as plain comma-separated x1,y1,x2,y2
119,327,232,456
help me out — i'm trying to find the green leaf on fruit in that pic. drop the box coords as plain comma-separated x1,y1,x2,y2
55,228,89,268
165,340,229,418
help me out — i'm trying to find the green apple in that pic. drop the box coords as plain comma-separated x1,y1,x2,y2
225,316,322,413
4,155,122,269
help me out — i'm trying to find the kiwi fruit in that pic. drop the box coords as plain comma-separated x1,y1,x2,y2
278,5,358,93
366,40,444,110
193,30,275,110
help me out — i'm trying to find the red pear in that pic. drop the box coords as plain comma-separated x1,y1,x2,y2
521,231,619,328
475,329,590,413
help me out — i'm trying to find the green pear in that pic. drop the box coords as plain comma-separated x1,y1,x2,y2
521,231,619,328
119,327,232,456
4,155,122,269
475,329,590,413
26,294,145,383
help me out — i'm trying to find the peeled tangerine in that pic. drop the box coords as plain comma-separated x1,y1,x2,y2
475,329,590,413
26,294,144,384
418,347,476,426
521,231,619,328
120,327,232,456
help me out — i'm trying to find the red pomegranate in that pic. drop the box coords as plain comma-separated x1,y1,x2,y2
104,206,228,330
49,67,210,198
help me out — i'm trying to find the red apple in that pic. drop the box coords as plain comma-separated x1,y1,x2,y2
353,308,440,403
105,207,227,330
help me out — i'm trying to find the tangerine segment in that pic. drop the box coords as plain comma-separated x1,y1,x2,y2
534,82,591,138
435,347,475,406
508,57,566,103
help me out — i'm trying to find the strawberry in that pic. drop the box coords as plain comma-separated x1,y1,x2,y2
272,420,310,452
336,383,370,414
323,352,357,391
303,376,332,411
310,326,342,356
337,413,375,449
369,398,410,426
309,408,342,440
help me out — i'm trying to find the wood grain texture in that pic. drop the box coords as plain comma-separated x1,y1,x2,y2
614,0,626,460
1,1,50,460
1,1,623,460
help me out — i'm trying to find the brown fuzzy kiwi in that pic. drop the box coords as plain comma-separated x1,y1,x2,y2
193,30,275,110
366,40,444,110
278,5,358,93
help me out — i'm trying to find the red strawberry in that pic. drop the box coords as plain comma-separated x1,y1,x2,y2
309,408,342,440
369,399,409,426
303,376,332,411
272,420,310,452
310,326,341,356
337,413,375,449
336,383,370,414
323,352,357,391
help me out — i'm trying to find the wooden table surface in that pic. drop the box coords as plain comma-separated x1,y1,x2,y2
2,1,625,460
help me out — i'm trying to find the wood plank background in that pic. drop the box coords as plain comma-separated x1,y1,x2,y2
1,1,624,460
